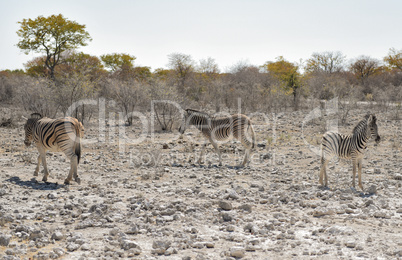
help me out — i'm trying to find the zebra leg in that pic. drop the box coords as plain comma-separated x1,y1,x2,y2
72,154,81,184
72,155,81,184
64,155,79,185
38,148,49,182
357,157,363,190
352,159,357,188
241,148,251,167
210,140,222,166
319,157,329,187
197,143,207,164
34,154,41,176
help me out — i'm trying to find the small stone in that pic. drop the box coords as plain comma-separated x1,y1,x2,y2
126,225,139,234
66,243,80,252
0,234,11,246
109,228,120,236
192,242,205,249
127,247,142,256
228,191,240,200
121,240,141,251
356,244,364,250
219,201,233,211
47,192,58,199
226,225,235,232
164,247,176,255
238,204,252,212
5,248,15,256
29,230,44,240
51,232,64,241
151,248,166,255
205,242,215,248
345,241,356,248
394,248,402,256
230,246,245,258
367,185,377,194
222,213,233,222
373,211,387,218
81,243,91,251
345,208,355,214
53,247,65,257
244,223,256,233
245,244,257,251
152,240,171,250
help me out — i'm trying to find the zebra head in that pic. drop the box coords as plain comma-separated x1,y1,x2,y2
367,114,380,144
178,110,188,134
179,109,195,134
179,109,209,134
23,113,42,147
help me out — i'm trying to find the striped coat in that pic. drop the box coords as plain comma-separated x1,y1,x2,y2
24,113,84,184
319,114,380,190
179,109,255,167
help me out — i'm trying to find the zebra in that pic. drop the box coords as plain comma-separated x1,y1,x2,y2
178,109,256,167
319,114,380,190
23,113,84,184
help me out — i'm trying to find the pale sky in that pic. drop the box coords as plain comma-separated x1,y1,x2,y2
1,0,401,72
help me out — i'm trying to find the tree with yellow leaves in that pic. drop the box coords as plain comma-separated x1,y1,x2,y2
262,56,301,110
17,14,92,80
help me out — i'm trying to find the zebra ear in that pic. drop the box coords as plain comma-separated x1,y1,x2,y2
368,114,376,124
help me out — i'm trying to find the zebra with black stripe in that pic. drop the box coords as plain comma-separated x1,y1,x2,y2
320,114,380,190
179,109,256,167
23,113,84,184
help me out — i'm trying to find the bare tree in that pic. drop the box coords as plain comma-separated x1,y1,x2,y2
197,57,220,75
305,51,346,74
15,76,59,118
110,79,147,125
349,56,380,85
0,74,13,102
149,80,185,131
167,53,195,93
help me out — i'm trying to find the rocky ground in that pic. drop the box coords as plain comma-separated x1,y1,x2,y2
0,106,401,259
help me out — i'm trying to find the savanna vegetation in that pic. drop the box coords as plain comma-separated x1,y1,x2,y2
1,14,401,130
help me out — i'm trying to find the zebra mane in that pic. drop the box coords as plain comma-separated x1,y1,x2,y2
352,114,371,135
186,109,210,118
30,113,43,119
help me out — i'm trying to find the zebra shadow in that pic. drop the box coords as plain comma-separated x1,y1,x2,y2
318,185,376,198
5,176,64,190
173,163,247,170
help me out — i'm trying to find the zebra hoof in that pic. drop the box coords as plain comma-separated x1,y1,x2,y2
34,172,39,176
64,179,71,185
75,177,81,185
42,177,47,182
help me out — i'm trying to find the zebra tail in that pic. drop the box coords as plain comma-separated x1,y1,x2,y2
320,135,326,164
248,120,256,149
74,126,82,164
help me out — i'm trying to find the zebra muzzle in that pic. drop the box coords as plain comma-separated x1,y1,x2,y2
375,136,381,143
